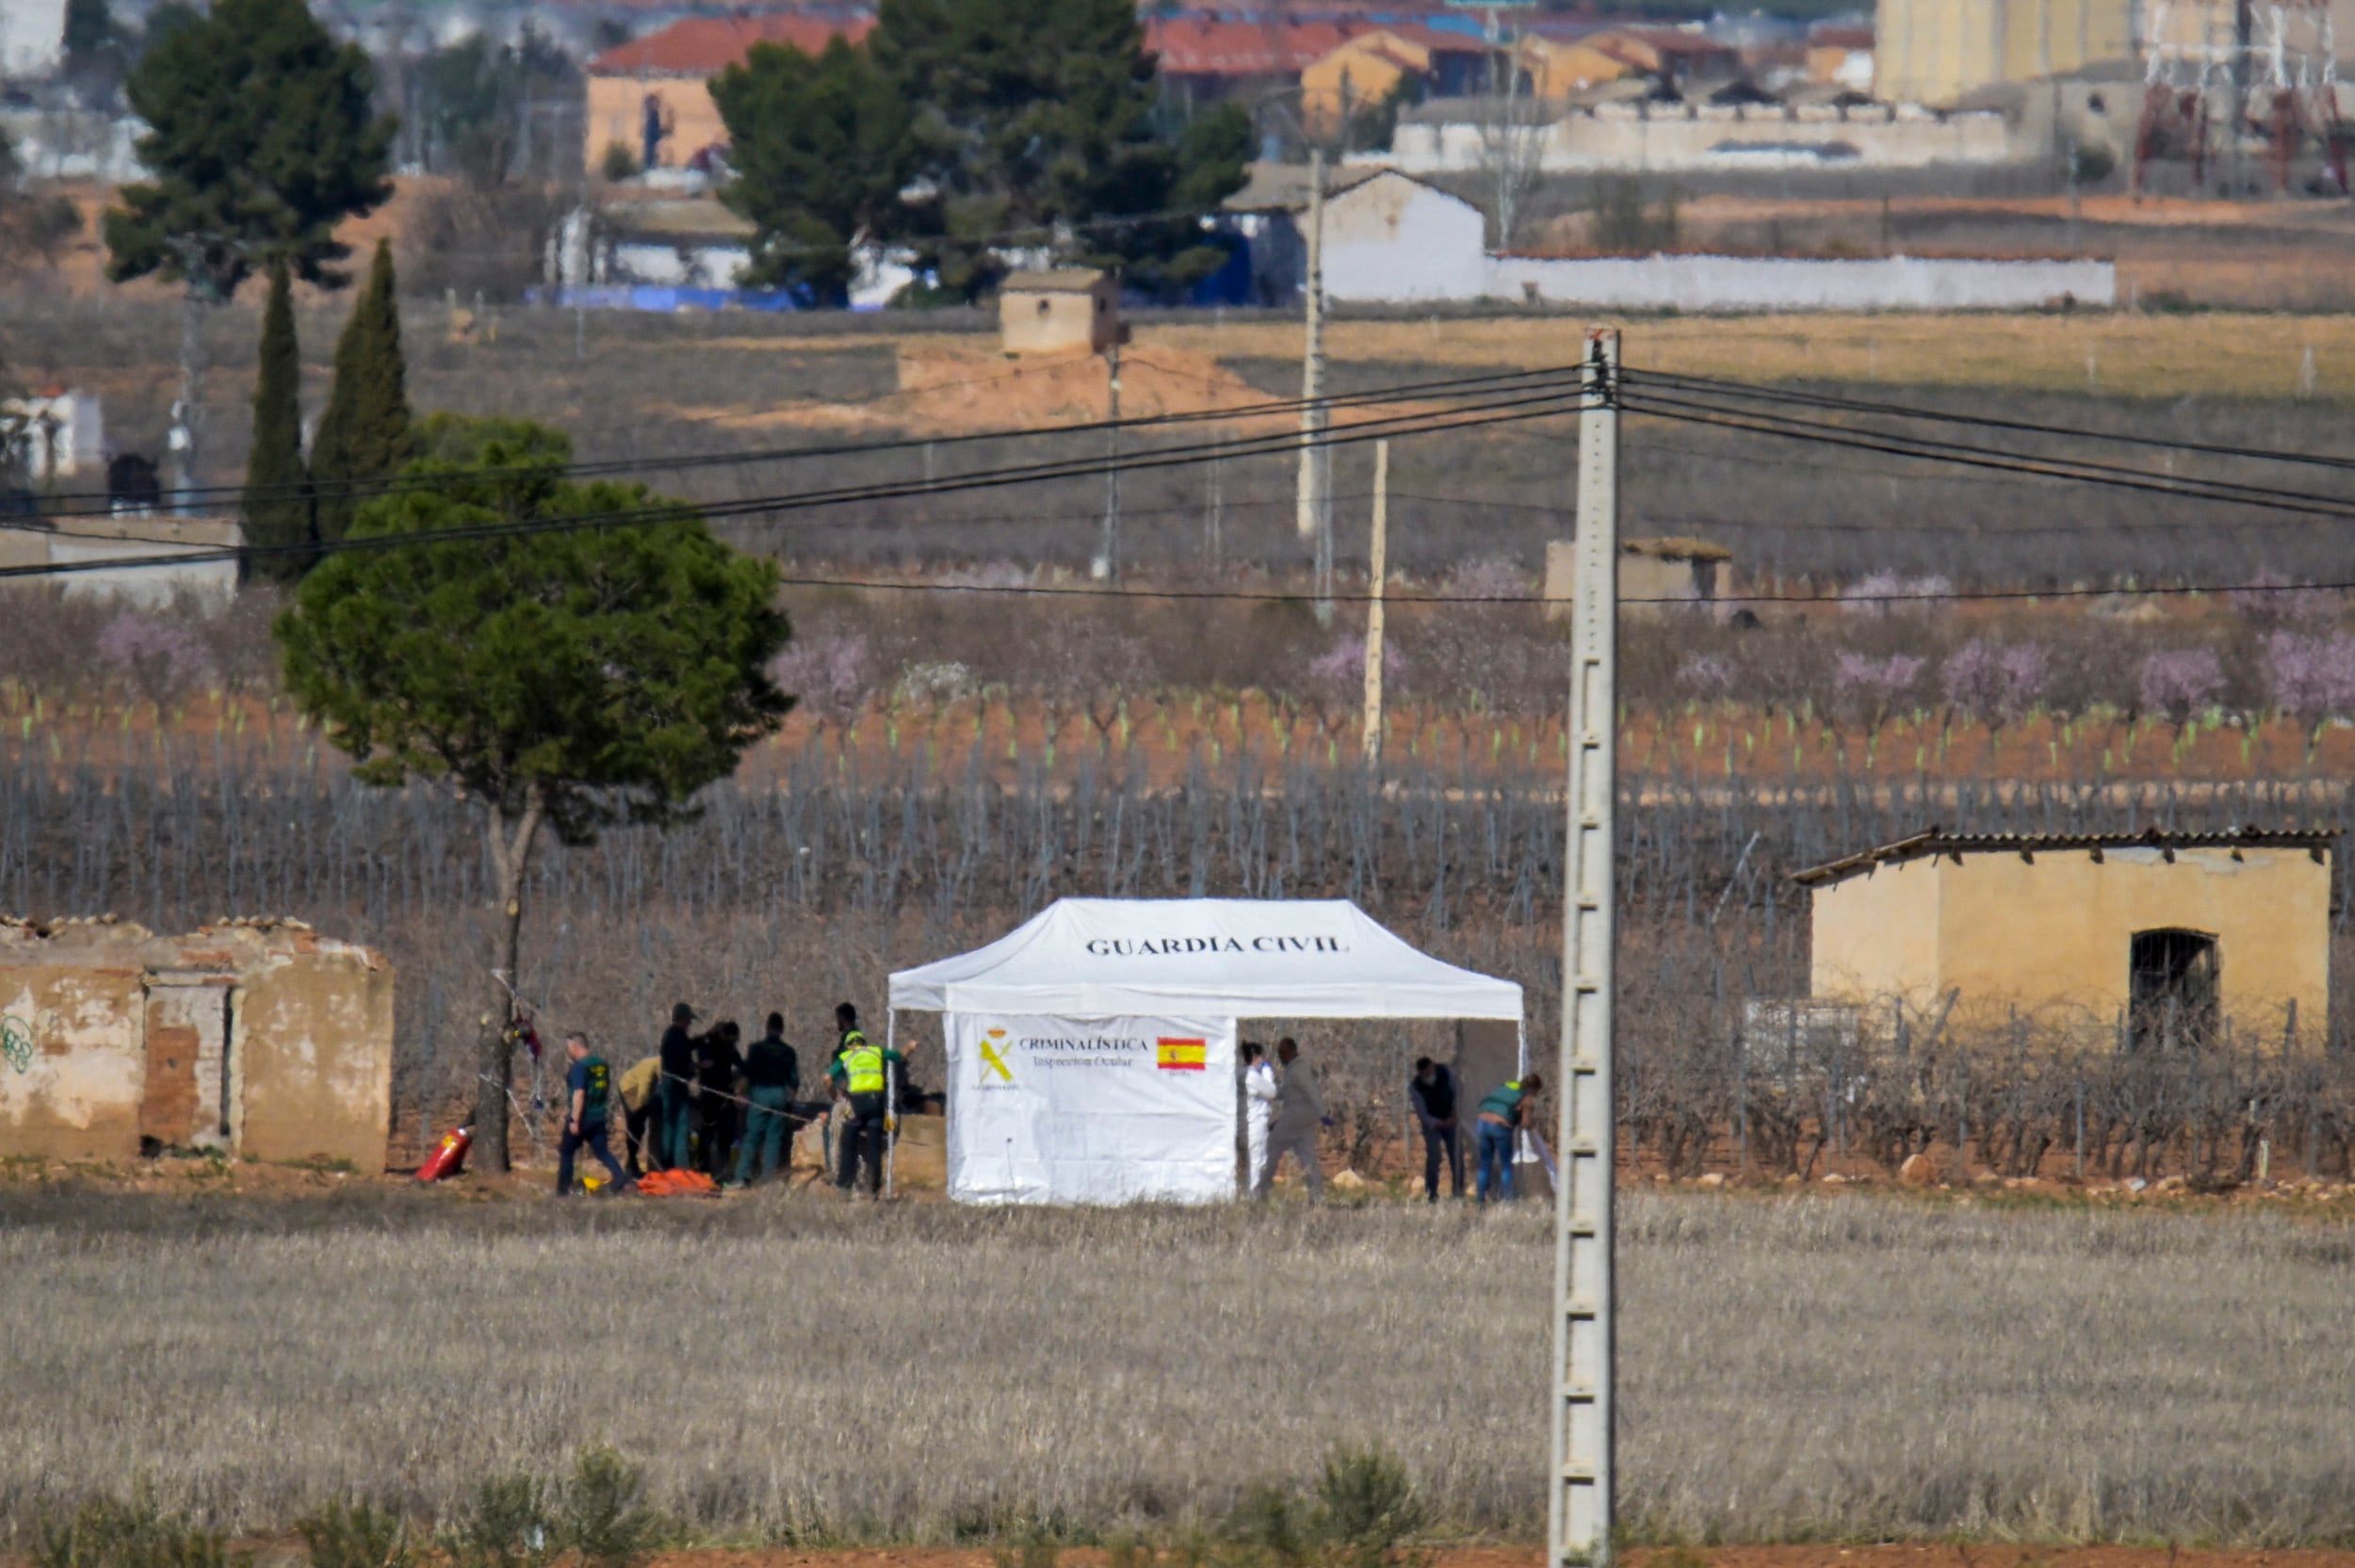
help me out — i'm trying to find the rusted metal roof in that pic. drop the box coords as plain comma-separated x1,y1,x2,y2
1791,826,2342,886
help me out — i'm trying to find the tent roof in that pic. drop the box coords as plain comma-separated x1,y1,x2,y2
889,898,1522,1021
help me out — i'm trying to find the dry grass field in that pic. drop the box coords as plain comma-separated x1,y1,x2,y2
4,1191,2352,1547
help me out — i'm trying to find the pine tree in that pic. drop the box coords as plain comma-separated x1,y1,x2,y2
244,260,310,582
105,0,392,504
712,37,912,302
310,240,412,545
867,0,1246,300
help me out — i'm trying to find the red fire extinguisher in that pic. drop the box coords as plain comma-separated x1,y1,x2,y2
417,1125,473,1182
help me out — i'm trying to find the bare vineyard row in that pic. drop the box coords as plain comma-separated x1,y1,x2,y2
4,732,2352,1179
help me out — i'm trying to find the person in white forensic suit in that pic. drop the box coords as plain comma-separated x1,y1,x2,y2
1241,1041,1276,1196
1254,1036,1324,1199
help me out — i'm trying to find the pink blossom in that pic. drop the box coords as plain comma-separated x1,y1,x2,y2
1941,639,2048,723
95,609,214,702
2228,571,2342,625
1678,653,1735,695
1447,558,1530,601
770,633,871,719
2261,630,2355,719
1308,635,1406,688
2137,648,2225,720
1833,651,1925,698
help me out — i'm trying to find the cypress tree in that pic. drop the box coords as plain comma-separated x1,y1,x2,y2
310,239,412,544
243,259,311,582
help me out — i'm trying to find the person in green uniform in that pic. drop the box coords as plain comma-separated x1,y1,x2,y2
828,1004,902,1196
731,1011,800,1188
559,1032,633,1195
1474,1071,1543,1204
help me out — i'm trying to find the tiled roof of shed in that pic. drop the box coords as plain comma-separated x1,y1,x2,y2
1790,826,2342,887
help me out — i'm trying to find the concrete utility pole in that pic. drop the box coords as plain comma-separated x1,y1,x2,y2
1206,440,1225,571
1296,150,1333,624
1551,325,1618,1568
1361,439,1389,766
1097,344,1123,581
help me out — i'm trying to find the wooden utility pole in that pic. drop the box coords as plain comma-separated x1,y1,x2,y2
1296,150,1332,624
1361,440,1389,766
1551,325,1618,1568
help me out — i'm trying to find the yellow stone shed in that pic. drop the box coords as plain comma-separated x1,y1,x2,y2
999,268,1121,357
1795,828,2337,1045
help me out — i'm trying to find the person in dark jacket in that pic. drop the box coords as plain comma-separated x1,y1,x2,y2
696,1019,744,1178
1409,1057,1463,1203
658,1002,699,1172
732,1012,800,1188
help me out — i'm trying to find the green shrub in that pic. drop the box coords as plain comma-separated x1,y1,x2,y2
296,1499,412,1568
447,1475,553,1568
1226,1483,1310,1568
34,1499,243,1568
1311,1446,1423,1566
559,1448,662,1568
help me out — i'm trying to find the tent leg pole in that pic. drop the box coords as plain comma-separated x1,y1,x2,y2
885,1009,898,1200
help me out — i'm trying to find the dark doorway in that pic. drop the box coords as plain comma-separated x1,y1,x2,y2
2128,929,2219,1051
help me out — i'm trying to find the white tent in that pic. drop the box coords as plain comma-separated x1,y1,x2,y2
887,898,1523,1204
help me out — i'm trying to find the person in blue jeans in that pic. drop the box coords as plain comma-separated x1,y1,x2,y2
731,1011,800,1188
558,1032,633,1195
658,1002,699,1171
1474,1071,1543,1204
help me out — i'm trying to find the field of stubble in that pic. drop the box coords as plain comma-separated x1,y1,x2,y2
2,1191,2351,1546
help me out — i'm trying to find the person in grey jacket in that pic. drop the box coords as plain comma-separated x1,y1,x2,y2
1253,1037,1324,1198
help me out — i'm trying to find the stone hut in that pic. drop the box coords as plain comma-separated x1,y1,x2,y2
0,917,394,1167
999,268,1122,357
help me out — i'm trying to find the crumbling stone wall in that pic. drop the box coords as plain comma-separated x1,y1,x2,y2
0,917,395,1167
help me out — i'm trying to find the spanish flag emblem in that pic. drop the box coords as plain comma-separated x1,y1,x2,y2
1156,1037,1208,1072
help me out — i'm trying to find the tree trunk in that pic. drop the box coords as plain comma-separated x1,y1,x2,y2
172,284,204,514
472,785,545,1172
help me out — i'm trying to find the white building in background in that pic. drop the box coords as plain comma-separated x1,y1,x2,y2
1381,97,2017,174
1230,166,2117,310
2,391,103,480
0,515,243,608
0,0,67,77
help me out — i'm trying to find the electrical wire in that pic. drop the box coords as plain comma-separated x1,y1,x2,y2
1625,368,2355,476
0,384,1598,584
27,362,1593,517
1618,390,2355,522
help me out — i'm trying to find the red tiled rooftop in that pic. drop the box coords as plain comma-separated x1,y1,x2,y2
1145,15,1356,75
590,12,876,76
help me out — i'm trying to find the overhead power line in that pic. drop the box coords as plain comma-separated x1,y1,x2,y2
0,384,1598,584
1618,391,2355,522
29,363,1593,518
1624,368,2355,476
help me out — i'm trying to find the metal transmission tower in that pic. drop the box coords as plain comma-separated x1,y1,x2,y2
2132,0,2345,194
1550,326,1617,1568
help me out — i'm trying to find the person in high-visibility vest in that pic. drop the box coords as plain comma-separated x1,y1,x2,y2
827,1003,902,1196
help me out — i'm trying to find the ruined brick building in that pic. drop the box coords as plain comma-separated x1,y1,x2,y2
0,917,394,1168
